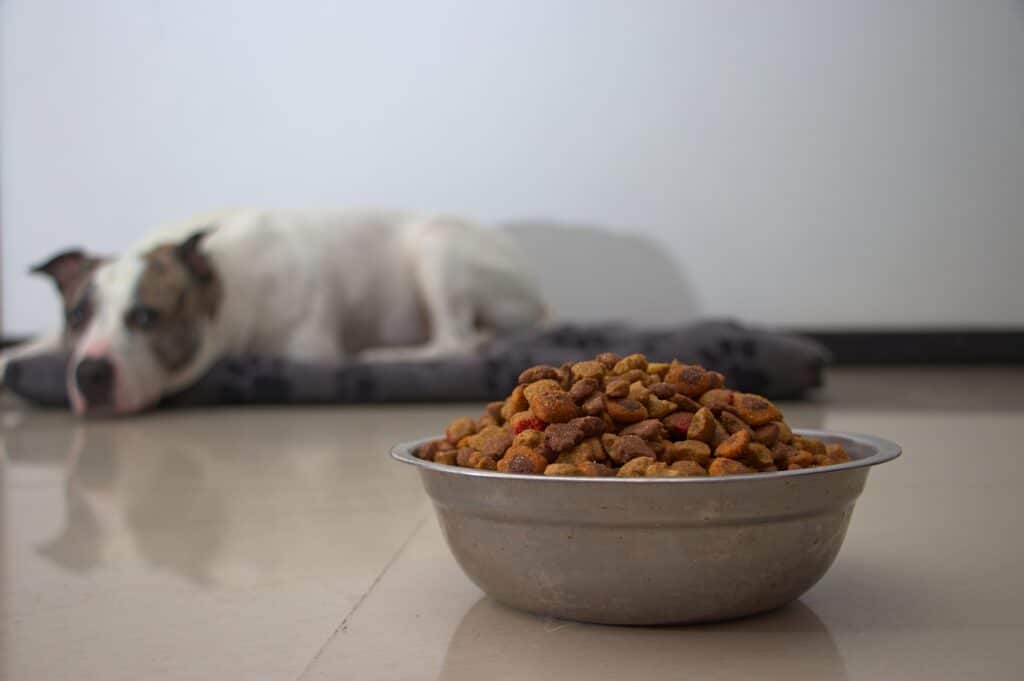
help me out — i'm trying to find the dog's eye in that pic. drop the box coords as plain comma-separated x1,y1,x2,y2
125,305,160,331
66,299,92,331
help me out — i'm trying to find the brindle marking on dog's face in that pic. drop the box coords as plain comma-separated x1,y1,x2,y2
131,241,222,373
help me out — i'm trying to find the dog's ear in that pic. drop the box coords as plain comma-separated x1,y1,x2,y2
31,250,104,296
175,229,215,283
175,228,222,318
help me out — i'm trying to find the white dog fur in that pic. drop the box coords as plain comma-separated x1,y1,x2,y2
4,209,546,415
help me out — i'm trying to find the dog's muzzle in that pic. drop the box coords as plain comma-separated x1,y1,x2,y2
75,357,115,408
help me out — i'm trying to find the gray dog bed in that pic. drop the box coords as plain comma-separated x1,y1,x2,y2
2,320,828,408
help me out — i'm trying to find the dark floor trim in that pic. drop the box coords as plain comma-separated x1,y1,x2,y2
4,330,1023,365
793,329,1024,365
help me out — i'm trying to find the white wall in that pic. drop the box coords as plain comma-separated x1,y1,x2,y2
3,0,1023,336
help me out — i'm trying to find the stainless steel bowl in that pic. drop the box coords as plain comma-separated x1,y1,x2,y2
392,429,900,625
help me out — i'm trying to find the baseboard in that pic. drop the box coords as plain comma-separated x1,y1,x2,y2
4,329,1022,365
792,328,1024,365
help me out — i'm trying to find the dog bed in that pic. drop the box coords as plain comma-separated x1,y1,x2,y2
2,320,828,408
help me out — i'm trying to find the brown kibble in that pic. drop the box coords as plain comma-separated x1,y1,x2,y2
582,393,605,416
571,360,606,381
699,389,735,412
719,411,753,436
530,390,580,423
601,432,618,453
497,446,549,474
425,353,843,477
555,447,586,465
687,407,717,442
456,447,476,467
647,362,670,376
569,416,605,438
772,442,797,465
510,410,546,434
792,436,827,457
753,423,780,446
620,418,665,441
715,429,751,459
612,353,648,375
583,437,608,462
485,401,505,424
501,385,529,421
663,440,712,467
415,439,444,461
606,398,648,423
665,362,715,397
668,393,702,412
467,452,498,470
477,414,499,429
544,463,581,477
790,450,815,467
434,451,458,466
628,381,651,403
518,365,560,384
577,461,615,477
709,458,755,476
556,437,607,464
746,442,774,468
712,422,729,448
646,395,678,418
524,379,564,402
604,379,630,398
644,462,670,477
467,426,514,460
662,412,694,439
446,417,477,444
669,460,709,477
650,382,675,399
544,422,586,453
514,428,545,448
731,392,783,426
556,362,574,390
825,443,850,464
569,378,600,403
616,368,646,385
607,434,656,464
617,456,656,477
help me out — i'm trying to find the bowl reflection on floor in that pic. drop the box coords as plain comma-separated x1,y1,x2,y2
438,597,847,680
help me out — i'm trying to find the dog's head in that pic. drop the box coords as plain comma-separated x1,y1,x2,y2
33,229,222,415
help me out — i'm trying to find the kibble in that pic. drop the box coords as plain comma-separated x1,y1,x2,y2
416,354,851,478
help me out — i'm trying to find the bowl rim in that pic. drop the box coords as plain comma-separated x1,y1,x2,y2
391,428,901,484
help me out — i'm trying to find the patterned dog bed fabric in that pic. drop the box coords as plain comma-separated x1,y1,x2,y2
2,320,828,408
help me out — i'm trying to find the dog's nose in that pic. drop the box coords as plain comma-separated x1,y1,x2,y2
75,357,114,406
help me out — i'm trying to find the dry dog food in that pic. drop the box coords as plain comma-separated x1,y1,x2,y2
415,354,849,477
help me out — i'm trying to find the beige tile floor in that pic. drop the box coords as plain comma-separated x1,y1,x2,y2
2,367,1022,680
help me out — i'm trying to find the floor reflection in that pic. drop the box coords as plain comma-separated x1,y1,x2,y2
439,597,847,680
3,406,425,587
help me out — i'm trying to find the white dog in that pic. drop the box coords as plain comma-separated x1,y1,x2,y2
6,209,546,415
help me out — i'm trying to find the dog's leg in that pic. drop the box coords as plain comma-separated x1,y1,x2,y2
282,294,344,363
358,233,488,363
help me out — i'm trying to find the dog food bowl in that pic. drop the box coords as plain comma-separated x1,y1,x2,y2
391,429,900,625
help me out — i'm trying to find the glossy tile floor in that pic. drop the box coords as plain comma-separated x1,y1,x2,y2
2,367,1023,680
